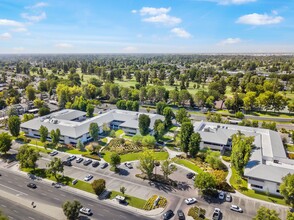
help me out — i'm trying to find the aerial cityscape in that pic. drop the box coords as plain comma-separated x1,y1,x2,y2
0,0,294,220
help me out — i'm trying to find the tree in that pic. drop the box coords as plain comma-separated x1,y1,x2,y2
176,108,188,124
188,132,201,157
50,129,61,145
231,132,254,176
287,211,294,220
8,115,21,137
62,200,82,220
180,122,194,153
138,114,150,136
156,102,167,115
17,145,40,170
0,133,12,155
89,122,99,141
91,179,106,195
120,186,126,195
163,107,174,128
142,135,156,148
280,174,294,208
102,122,110,134
39,107,50,116
110,153,121,170
138,149,155,179
22,113,34,122
39,125,48,143
47,157,64,181
33,98,44,108
161,160,177,181
194,172,216,192
154,120,165,140
76,139,84,151
253,206,281,220
25,85,36,101
86,104,94,117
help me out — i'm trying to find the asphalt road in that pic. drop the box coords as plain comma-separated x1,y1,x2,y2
0,196,52,220
0,169,152,220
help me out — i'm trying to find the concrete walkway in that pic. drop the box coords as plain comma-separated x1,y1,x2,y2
164,146,184,159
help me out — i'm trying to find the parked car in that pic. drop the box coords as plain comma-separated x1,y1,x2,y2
49,150,58,156
83,159,92,166
27,183,37,189
67,155,76,161
184,197,197,205
52,182,61,188
124,162,133,169
92,161,100,167
163,210,174,220
177,209,185,220
186,172,195,179
218,191,225,200
101,163,108,169
84,174,93,181
212,208,221,220
230,205,243,213
62,160,72,166
154,161,160,166
226,193,232,202
76,157,83,163
79,207,92,216
72,179,78,185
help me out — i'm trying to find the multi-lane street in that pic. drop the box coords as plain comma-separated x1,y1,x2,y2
0,168,153,220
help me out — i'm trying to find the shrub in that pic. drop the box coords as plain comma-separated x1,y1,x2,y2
91,179,106,195
222,155,231,162
188,206,206,220
143,195,167,210
288,153,294,159
83,154,101,161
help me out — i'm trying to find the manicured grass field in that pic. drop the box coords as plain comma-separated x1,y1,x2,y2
115,129,124,137
102,151,169,163
109,191,146,209
172,158,204,174
230,168,287,206
286,145,294,152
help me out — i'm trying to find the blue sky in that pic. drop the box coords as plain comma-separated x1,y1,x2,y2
0,0,293,53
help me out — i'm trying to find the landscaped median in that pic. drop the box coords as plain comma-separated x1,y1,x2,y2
230,168,287,206
143,195,167,211
102,151,169,163
20,168,150,209
172,158,204,174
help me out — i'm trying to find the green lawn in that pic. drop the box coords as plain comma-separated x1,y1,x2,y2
29,138,45,147
102,151,169,163
169,126,179,132
172,158,204,174
109,191,146,209
230,168,287,206
21,168,94,194
27,145,52,154
115,129,125,137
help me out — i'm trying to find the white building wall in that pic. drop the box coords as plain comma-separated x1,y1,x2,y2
248,179,280,195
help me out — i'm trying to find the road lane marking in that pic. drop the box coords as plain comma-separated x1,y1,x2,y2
13,209,18,213
1,205,6,208
28,217,35,220
41,193,47,196
0,183,28,196
60,194,66,197
8,180,12,183
8,216,13,219
47,189,53,192
54,197,60,201
87,204,93,206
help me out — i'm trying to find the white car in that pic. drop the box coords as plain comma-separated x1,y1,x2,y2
84,174,93,182
184,197,197,205
49,150,58,156
124,162,133,169
218,191,225,200
79,207,92,216
230,205,243,213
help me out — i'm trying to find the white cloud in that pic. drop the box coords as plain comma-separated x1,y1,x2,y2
12,27,28,32
0,19,23,27
134,7,181,26
21,12,47,22
236,13,283,25
219,38,242,45
218,0,256,5
171,28,191,38
131,10,137,14
26,2,48,9
123,46,138,53
0,33,12,40
139,7,171,16
143,14,181,26
13,47,25,52
55,43,73,49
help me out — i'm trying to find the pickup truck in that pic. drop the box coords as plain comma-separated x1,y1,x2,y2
212,208,221,220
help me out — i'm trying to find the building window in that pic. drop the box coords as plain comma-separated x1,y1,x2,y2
251,184,263,189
